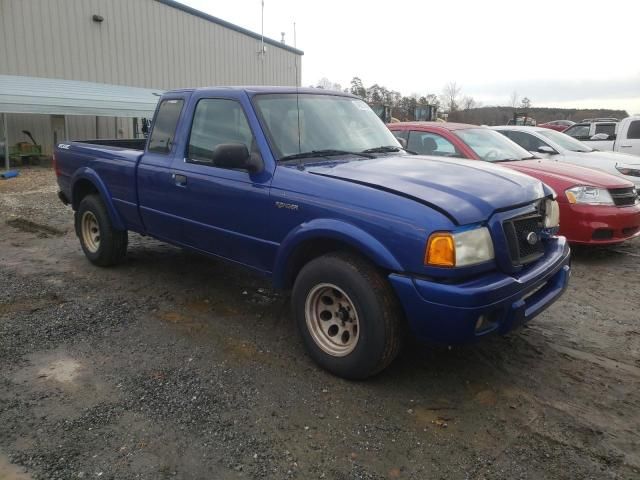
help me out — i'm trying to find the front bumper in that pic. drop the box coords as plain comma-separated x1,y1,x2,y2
389,237,571,344
559,202,640,244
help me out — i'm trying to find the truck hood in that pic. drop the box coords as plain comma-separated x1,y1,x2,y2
305,155,546,225
502,159,633,189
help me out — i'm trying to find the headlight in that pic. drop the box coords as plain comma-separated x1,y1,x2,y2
565,186,614,206
544,199,560,228
425,227,494,268
616,165,640,177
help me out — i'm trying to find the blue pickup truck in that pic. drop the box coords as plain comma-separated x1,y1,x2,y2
54,87,571,379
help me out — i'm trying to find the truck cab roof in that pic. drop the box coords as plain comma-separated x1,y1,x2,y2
164,86,357,98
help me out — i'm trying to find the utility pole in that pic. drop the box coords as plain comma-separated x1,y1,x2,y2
2,113,8,171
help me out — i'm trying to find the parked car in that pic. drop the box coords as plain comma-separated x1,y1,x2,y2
388,122,640,245
492,126,640,188
538,120,574,132
53,87,571,379
563,116,640,155
507,116,536,126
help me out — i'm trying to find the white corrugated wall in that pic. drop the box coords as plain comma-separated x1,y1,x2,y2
0,0,301,156
0,0,301,89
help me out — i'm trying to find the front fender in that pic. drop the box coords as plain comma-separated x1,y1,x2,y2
272,218,404,288
71,167,126,231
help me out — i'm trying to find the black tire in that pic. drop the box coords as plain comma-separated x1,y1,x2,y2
292,252,404,379
75,194,128,267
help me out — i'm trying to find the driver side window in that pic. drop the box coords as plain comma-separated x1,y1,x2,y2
187,98,256,168
564,124,590,140
595,123,616,139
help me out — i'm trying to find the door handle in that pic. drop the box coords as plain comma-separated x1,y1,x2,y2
172,173,187,186
620,144,632,148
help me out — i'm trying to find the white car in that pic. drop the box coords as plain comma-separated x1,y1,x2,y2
491,126,640,188
562,116,640,156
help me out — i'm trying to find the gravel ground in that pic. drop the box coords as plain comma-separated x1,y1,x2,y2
1,167,639,480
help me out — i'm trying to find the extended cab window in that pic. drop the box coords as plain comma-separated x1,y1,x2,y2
148,99,184,154
187,99,254,167
408,131,459,157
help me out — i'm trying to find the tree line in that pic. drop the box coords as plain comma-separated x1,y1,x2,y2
313,77,484,121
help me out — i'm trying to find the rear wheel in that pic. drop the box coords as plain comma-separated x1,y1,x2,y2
292,252,404,379
75,194,127,266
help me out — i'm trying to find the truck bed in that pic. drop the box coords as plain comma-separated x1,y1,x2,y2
75,138,147,151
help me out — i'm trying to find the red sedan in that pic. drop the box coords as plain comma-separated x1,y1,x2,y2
538,120,575,132
388,122,640,245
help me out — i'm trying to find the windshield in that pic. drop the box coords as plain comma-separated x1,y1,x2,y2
538,129,593,152
454,128,533,161
253,94,401,161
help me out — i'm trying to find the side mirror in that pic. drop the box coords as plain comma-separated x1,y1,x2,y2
212,143,262,173
590,133,609,141
537,145,557,155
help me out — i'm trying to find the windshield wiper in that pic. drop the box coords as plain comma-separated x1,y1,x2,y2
362,145,417,155
279,149,374,162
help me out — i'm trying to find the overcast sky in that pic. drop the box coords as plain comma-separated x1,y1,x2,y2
181,0,640,114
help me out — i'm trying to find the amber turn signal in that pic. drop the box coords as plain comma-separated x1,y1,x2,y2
425,233,455,267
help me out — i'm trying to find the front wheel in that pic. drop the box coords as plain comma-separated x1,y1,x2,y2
75,194,128,266
292,252,404,379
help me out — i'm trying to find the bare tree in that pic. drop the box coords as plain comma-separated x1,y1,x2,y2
461,96,477,110
316,78,342,91
441,81,461,112
520,97,532,110
509,91,518,108
424,93,440,107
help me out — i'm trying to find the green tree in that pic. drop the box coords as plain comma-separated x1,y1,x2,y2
349,77,367,99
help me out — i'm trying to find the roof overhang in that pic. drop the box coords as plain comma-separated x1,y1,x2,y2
0,75,163,117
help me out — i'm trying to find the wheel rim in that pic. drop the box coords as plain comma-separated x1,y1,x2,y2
305,283,360,357
81,211,100,253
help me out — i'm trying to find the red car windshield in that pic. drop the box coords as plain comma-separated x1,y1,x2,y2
454,128,534,162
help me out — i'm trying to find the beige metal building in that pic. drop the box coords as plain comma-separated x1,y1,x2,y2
0,0,303,160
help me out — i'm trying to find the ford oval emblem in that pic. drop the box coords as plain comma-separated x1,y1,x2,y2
526,231,539,245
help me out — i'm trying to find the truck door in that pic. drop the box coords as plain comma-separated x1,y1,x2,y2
137,96,189,238
617,118,640,155
165,95,274,272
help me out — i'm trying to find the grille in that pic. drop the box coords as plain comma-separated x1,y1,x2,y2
503,214,545,266
592,228,613,240
609,187,638,207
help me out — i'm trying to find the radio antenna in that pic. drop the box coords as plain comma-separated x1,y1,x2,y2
260,1,265,56
294,43,302,170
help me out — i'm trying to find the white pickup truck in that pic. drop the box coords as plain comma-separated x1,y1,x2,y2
563,116,640,156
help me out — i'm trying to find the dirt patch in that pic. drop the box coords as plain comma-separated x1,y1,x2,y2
0,454,32,480
36,358,83,384
1,168,639,480
6,218,64,237
0,294,62,316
